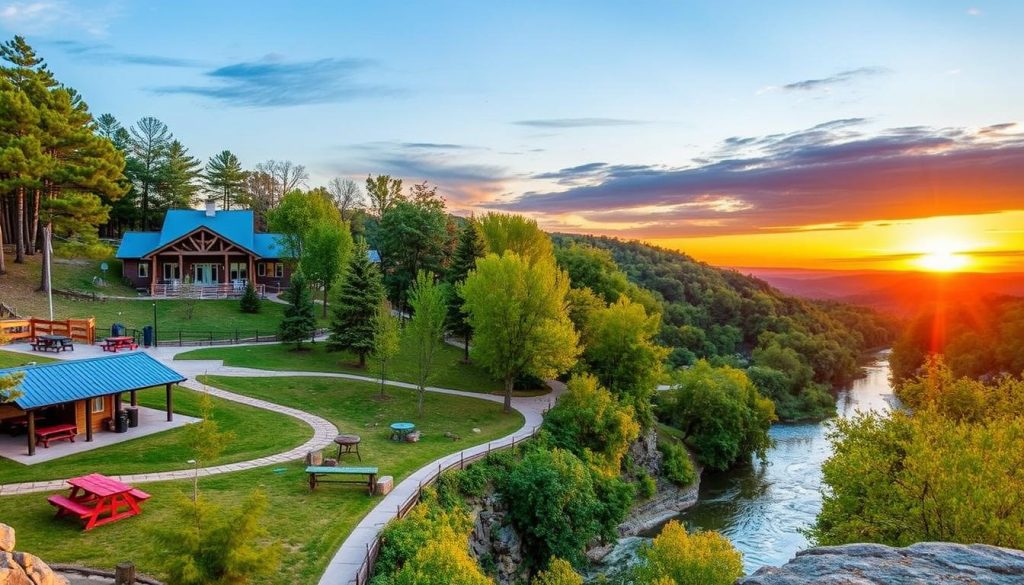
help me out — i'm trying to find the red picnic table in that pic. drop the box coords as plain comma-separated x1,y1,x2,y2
102,336,138,352
47,473,151,530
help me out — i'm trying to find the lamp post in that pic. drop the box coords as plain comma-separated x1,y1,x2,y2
152,302,157,348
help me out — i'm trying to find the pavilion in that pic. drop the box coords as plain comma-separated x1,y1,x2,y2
0,352,186,456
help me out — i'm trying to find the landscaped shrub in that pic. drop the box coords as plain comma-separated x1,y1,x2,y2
636,470,657,499
657,440,696,487
239,281,261,313
631,520,743,585
386,524,491,585
372,502,473,582
533,557,584,585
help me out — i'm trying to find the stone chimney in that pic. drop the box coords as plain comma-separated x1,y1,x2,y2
205,199,217,217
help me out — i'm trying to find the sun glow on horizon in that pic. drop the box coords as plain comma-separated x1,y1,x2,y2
912,238,973,272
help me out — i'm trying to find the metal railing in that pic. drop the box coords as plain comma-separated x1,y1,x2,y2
149,282,266,299
121,327,327,347
352,425,542,585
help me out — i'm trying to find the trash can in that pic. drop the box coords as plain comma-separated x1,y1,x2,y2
142,326,154,348
126,407,139,428
112,323,125,337
115,410,129,433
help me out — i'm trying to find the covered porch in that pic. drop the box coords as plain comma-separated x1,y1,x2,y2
0,353,188,459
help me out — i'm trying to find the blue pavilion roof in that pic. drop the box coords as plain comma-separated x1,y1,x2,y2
1,352,187,410
115,209,290,259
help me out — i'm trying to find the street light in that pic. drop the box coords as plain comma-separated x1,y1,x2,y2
152,302,157,348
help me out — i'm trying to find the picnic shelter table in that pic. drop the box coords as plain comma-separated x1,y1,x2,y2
390,422,415,441
102,336,138,352
47,473,151,530
32,335,74,353
34,423,77,447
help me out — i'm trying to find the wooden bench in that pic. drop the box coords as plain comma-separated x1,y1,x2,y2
306,466,379,494
47,494,94,519
35,424,77,448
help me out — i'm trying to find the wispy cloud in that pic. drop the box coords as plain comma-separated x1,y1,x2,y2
0,1,118,36
495,120,1024,238
781,66,890,92
51,40,199,68
513,117,645,128
155,57,399,107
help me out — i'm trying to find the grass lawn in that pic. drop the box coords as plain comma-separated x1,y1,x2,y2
0,375,524,584
176,337,548,395
0,349,56,368
0,385,311,484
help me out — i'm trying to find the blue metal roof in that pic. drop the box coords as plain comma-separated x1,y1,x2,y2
368,249,381,263
114,209,291,259
1,353,187,409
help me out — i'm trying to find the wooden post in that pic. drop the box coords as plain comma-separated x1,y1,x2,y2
130,390,137,407
224,253,229,287
165,383,173,421
114,392,122,419
150,255,157,295
178,252,183,284
115,561,136,585
27,410,35,456
85,401,93,442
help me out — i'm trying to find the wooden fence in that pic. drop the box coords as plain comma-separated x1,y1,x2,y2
0,317,96,344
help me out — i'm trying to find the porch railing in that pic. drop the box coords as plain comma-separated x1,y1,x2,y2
149,281,265,299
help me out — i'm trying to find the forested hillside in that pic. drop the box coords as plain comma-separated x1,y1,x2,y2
552,234,898,420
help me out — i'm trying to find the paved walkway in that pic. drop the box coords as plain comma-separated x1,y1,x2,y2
0,342,561,585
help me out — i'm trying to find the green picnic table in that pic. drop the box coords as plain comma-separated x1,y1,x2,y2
305,466,379,494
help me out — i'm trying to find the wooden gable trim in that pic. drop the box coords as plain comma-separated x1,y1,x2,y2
143,227,254,258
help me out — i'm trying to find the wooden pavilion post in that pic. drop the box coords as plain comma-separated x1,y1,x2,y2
130,390,137,407
85,401,94,442
165,383,173,421
178,252,184,284
248,255,255,288
223,253,229,287
27,410,35,456
114,392,122,417
149,255,157,295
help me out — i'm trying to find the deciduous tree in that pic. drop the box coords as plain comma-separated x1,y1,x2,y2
478,212,554,266
372,300,401,398
365,174,404,218
327,176,363,220
301,218,353,316
377,199,449,312
445,218,486,362
406,271,446,415
631,521,743,585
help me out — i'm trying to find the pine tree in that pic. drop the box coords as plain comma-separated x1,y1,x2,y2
278,271,316,350
327,238,384,367
240,281,261,314
204,150,246,210
128,116,171,230
446,219,486,362
157,140,202,210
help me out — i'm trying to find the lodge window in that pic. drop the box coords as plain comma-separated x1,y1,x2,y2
275,263,284,278
257,263,266,277
229,262,248,281
91,396,104,413
162,262,180,281
137,263,149,278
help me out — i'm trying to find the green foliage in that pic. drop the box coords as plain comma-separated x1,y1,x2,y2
532,558,583,585
150,490,282,585
204,150,246,210
631,521,743,585
266,188,341,259
581,298,668,426
328,238,386,366
459,251,580,412
278,271,317,349
0,369,24,403
301,217,354,316
372,503,476,583
378,199,450,310
656,360,776,470
157,140,203,209
749,342,836,420
500,448,604,569
183,393,236,465
478,212,555,266
554,243,631,304
636,470,657,499
406,270,447,414
657,440,696,487
891,297,1024,382
239,281,260,313
372,299,401,398
387,524,492,585
445,219,487,357
365,174,404,218
541,374,640,475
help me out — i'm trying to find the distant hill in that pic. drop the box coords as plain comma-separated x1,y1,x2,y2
737,268,1024,315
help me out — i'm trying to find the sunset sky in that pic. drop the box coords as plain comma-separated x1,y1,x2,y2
2,1,1022,271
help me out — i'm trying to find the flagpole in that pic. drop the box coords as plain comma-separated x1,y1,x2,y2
45,225,53,321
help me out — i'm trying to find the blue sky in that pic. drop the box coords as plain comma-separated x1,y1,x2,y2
2,1,1023,268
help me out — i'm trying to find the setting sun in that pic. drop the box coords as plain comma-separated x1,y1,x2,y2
913,239,973,272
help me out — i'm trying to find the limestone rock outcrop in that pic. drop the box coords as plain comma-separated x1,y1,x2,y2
0,524,68,585
738,542,1024,585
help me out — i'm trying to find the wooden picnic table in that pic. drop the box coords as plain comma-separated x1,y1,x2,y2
306,466,378,494
47,473,151,530
31,335,74,353
34,423,78,448
102,336,138,352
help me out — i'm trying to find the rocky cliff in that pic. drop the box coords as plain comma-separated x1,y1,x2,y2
738,542,1024,585
0,523,68,585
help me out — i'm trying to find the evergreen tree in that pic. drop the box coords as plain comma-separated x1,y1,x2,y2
327,238,385,367
204,150,246,210
0,77,45,267
240,281,261,313
278,271,316,350
445,218,486,362
157,140,202,210
128,116,171,230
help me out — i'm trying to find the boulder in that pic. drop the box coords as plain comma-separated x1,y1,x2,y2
738,542,1024,585
0,526,13,553
0,526,68,585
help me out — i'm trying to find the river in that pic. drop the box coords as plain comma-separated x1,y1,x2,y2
659,351,900,574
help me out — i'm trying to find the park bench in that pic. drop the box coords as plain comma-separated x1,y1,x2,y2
306,465,379,494
47,494,94,519
35,423,77,448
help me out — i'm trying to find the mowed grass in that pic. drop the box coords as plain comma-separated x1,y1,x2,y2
176,337,548,395
0,385,311,484
0,349,56,368
0,375,524,584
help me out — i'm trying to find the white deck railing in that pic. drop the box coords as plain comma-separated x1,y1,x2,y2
149,281,264,299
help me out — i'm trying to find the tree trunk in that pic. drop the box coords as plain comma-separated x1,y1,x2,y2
504,375,514,413
142,183,150,231
0,211,6,275
27,188,39,255
358,352,366,368
380,361,386,398
37,224,50,292
14,186,25,263
322,285,329,317
463,332,471,363
418,386,424,416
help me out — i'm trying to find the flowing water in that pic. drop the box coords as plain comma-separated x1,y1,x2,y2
653,351,899,574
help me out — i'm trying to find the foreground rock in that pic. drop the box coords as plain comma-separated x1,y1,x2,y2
739,542,1024,585
0,523,68,585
